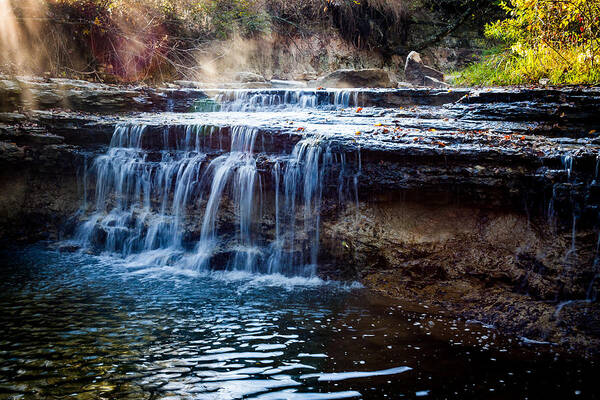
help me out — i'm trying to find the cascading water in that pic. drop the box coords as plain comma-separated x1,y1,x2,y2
214,89,360,111
77,125,208,258
76,120,350,277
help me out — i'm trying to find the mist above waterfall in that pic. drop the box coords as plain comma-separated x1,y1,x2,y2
0,0,420,82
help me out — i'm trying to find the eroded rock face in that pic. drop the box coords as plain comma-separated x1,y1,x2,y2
0,167,81,243
315,69,397,88
405,51,446,87
318,198,599,356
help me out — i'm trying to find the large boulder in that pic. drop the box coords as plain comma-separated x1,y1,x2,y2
404,51,447,88
315,69,396,88
234,72,267,83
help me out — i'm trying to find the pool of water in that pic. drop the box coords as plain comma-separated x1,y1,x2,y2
0,246,596,399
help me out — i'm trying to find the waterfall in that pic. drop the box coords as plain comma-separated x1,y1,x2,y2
76,122,352,277
214,89,361,111
76,125,208,258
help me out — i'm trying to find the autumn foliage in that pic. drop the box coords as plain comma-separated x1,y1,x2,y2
458,0,600,85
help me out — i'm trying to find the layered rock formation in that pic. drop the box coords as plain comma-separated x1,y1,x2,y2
0,78,599,357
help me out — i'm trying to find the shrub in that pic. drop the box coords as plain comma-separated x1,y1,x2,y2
457,0,600,85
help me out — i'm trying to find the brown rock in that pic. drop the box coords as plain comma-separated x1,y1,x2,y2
315,69,396,88
405,51,446,87
234,72,267,83
424,76,449,88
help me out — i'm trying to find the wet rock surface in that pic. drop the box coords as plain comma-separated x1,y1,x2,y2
0,76,208,113
0,80,599,357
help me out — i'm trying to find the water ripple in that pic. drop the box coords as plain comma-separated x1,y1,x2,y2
0,247,596,399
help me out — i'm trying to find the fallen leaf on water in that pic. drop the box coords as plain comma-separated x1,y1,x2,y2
355,131,362,135
356,107,363,113
296,127,305,132
590,130,597,134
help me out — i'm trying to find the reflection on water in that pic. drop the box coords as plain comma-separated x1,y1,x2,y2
0,246,596,399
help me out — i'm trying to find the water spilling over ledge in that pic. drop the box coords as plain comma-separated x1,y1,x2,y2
75,122,350,276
